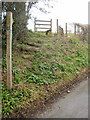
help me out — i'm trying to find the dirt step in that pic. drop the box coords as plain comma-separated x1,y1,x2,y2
22,54,34,59
20,46,41,53
24,42,41,47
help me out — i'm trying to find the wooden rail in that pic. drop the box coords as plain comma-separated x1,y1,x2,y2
35,20,51,22
35,24,51,26
35,27,51,29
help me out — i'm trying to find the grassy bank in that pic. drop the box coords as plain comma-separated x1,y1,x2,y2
2,31,88,117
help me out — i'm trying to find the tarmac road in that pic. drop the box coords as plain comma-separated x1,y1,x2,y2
36,79,88,118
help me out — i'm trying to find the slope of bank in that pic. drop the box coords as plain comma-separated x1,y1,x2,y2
2,31,88,118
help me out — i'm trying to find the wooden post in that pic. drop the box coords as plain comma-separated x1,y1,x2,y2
74,24,76,35
77,26,80,34
57,19,58,34
0,2,2,118
65,23,67,37
34,18,36,32
6,12,13,89
50,19,52,33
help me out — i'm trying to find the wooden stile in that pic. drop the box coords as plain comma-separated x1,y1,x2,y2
34,18,52,32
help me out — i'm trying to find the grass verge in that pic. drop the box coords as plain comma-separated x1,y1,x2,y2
2,31,88,118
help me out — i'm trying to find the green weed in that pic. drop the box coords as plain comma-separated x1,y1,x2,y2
2,32,88,116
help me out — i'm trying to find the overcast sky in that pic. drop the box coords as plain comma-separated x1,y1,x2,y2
27,0,89,33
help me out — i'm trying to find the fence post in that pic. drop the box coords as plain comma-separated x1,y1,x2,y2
74,24,76,35
34,18,36,32
65,23,67,37
77,26,80,34
50,19,52,33
6,11,13,89
57,19,58,34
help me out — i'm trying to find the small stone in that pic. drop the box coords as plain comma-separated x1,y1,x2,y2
67,90,70,93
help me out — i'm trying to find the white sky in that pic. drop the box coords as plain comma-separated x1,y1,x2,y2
27,0,89,33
